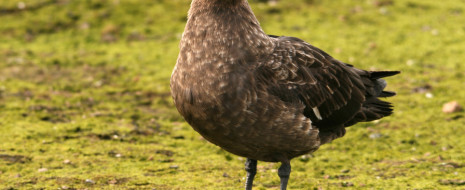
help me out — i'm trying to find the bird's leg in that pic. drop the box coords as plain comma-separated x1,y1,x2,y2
245,158,257,190
278,161,291,190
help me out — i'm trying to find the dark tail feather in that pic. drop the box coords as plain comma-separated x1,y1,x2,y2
372,70,400,97
345,99,394,127
379,91,396,97
370,71,401,79
345,70,399,127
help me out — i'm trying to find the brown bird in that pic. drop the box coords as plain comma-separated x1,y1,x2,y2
170,0,399,189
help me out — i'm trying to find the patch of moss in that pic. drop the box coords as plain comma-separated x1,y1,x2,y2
1,0,465,189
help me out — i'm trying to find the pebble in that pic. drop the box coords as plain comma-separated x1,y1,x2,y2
369,133,382,139
442,101,463,113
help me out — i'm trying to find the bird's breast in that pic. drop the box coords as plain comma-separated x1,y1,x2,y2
171,58,252,123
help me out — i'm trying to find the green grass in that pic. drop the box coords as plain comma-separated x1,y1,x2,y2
1,0,465,189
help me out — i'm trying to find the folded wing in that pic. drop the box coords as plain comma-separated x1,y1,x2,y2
256,36,398,129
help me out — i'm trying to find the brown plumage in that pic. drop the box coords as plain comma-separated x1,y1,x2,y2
170,0,399,189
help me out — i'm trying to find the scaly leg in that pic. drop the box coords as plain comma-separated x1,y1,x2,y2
278,161,291,190
245,158,257,190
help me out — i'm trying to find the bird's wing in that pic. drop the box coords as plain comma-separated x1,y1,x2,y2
256,36,366,127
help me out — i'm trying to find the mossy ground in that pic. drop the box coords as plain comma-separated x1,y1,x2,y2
1,0,465,189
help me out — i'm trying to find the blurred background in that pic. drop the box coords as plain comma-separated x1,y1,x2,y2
1,0,464,189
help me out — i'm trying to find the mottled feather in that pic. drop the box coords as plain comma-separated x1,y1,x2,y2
171,0,399,163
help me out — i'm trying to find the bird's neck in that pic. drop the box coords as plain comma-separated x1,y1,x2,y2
181,0,274,61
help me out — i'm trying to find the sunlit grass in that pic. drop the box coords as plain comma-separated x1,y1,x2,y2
1,0,465,189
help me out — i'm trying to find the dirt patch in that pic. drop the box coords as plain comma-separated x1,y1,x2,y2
0,154,31,164
155,150,174,157
439,179,465,186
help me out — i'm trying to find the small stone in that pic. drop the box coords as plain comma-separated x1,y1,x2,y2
17,2,26,9
369,133,382,139
442,101,463,113
406,59,415,66
38,168,48,172
223,172,230,177
85,179,95,184
268,0,278,6
63,159,71,164
61,185,69,189
169,165,179,169
425,93,433,99
299,154,311,162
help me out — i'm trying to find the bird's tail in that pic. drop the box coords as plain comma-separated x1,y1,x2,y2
345,70,400,126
